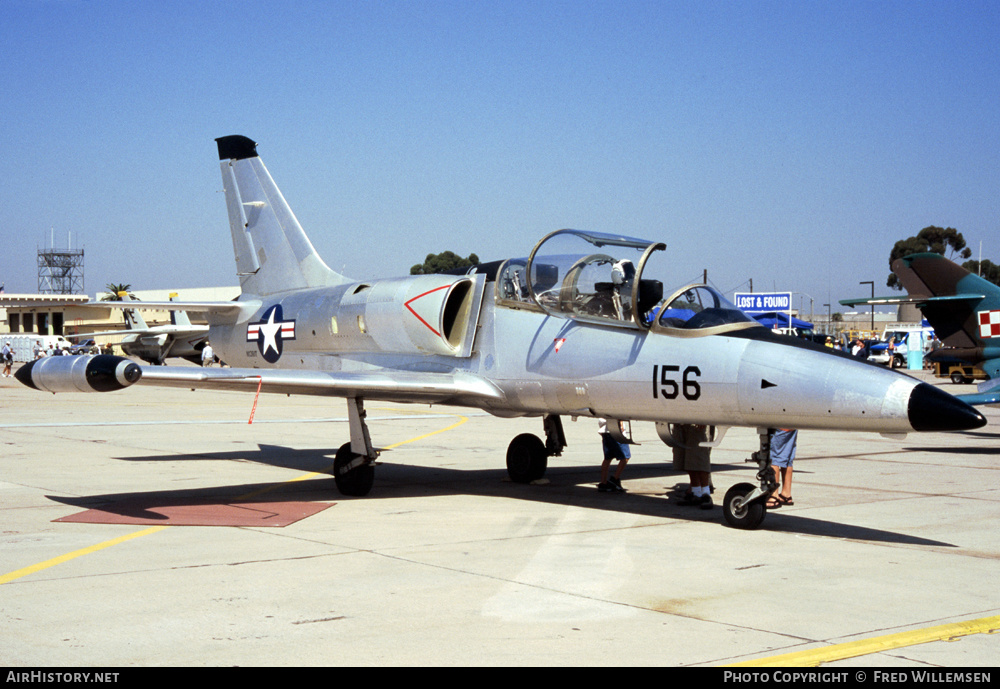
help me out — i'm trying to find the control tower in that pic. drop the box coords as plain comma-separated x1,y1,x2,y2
37,233,84,294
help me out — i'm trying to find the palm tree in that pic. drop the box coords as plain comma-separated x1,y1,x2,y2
101,283,134,301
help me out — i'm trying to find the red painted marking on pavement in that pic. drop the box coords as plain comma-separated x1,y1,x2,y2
55,500,333,527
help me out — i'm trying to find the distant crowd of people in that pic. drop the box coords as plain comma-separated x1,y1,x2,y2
0,340,115,372
2,339,80,375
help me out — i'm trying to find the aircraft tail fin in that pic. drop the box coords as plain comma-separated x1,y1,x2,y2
118,294,149,331
892,253,998,349
167,294,192,327
216,135,349,297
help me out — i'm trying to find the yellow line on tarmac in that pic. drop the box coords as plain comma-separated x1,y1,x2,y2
238,410,469,497
727,615,1000,667
382,412,469,449
0,526,168,585
1,411,468,584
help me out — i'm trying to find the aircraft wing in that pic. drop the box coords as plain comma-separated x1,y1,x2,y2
957,378,1000,407
957,391,1000,407
0,299,250,329
64,326,210,340
137,366,505,405
839,293,985,307
101,301,245,314
87,300,250,326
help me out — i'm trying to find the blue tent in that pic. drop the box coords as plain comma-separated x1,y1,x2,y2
752,311,814,330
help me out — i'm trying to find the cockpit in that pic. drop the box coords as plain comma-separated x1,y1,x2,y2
492,229,761,337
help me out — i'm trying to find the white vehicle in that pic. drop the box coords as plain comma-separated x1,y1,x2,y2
867,325,935,367
4,334,72,362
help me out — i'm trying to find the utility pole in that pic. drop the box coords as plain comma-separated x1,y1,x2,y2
860,280,874,337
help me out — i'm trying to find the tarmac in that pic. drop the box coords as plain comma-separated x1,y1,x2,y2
1,363,998,667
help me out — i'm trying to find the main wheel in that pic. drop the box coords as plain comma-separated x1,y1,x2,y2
506,433,548,483
723,482,767,530
333,442,375,497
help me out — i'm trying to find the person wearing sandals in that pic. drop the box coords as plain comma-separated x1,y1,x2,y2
768,429,796,508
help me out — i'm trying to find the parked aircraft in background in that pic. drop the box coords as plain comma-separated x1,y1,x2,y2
16,136,987,529
842,253,1000,406
65,295,209,365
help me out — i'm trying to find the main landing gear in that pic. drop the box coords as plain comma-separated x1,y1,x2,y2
505,414,566,484
332,403,569,496
722,428,779,530
333,398,378,497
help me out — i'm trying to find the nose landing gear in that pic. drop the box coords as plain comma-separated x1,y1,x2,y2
722,428,778,530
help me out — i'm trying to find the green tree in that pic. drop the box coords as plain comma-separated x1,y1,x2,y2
100,283,134,301
887,226,971,290
961,259,1000,287
410,251,480,275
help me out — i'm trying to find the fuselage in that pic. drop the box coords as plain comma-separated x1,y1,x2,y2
208,278,976,435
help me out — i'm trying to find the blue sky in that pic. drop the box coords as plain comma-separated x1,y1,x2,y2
2,0,997,315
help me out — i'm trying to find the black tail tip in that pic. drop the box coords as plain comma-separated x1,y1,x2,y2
216,135,258,161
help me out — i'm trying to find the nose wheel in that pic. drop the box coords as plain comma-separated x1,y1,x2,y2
723,482,767,529
722,428,779,530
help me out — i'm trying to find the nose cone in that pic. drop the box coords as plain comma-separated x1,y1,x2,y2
908,382,986,431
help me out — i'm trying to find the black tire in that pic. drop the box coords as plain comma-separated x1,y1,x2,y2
333,442,374,497
506,433,548,483
950,371,966,385
723,482,767,530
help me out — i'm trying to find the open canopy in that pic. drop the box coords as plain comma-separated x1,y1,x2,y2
497,229,760,337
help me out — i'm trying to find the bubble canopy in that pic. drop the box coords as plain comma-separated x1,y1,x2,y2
525,229,665,328
521,229,761,336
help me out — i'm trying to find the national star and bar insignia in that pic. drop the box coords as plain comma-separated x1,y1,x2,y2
247,304,296,363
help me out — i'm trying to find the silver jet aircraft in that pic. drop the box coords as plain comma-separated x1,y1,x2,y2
16,135,987,529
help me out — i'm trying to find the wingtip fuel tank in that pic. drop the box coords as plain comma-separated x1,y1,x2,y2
14,355,142,393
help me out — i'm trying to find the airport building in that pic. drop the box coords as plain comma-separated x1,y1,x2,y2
0,286,239,346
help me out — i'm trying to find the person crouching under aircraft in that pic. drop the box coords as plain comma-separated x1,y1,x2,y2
598,418,631,492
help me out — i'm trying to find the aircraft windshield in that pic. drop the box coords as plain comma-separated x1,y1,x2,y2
525,229,665,327
652,284,761,336
496,258,530,303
